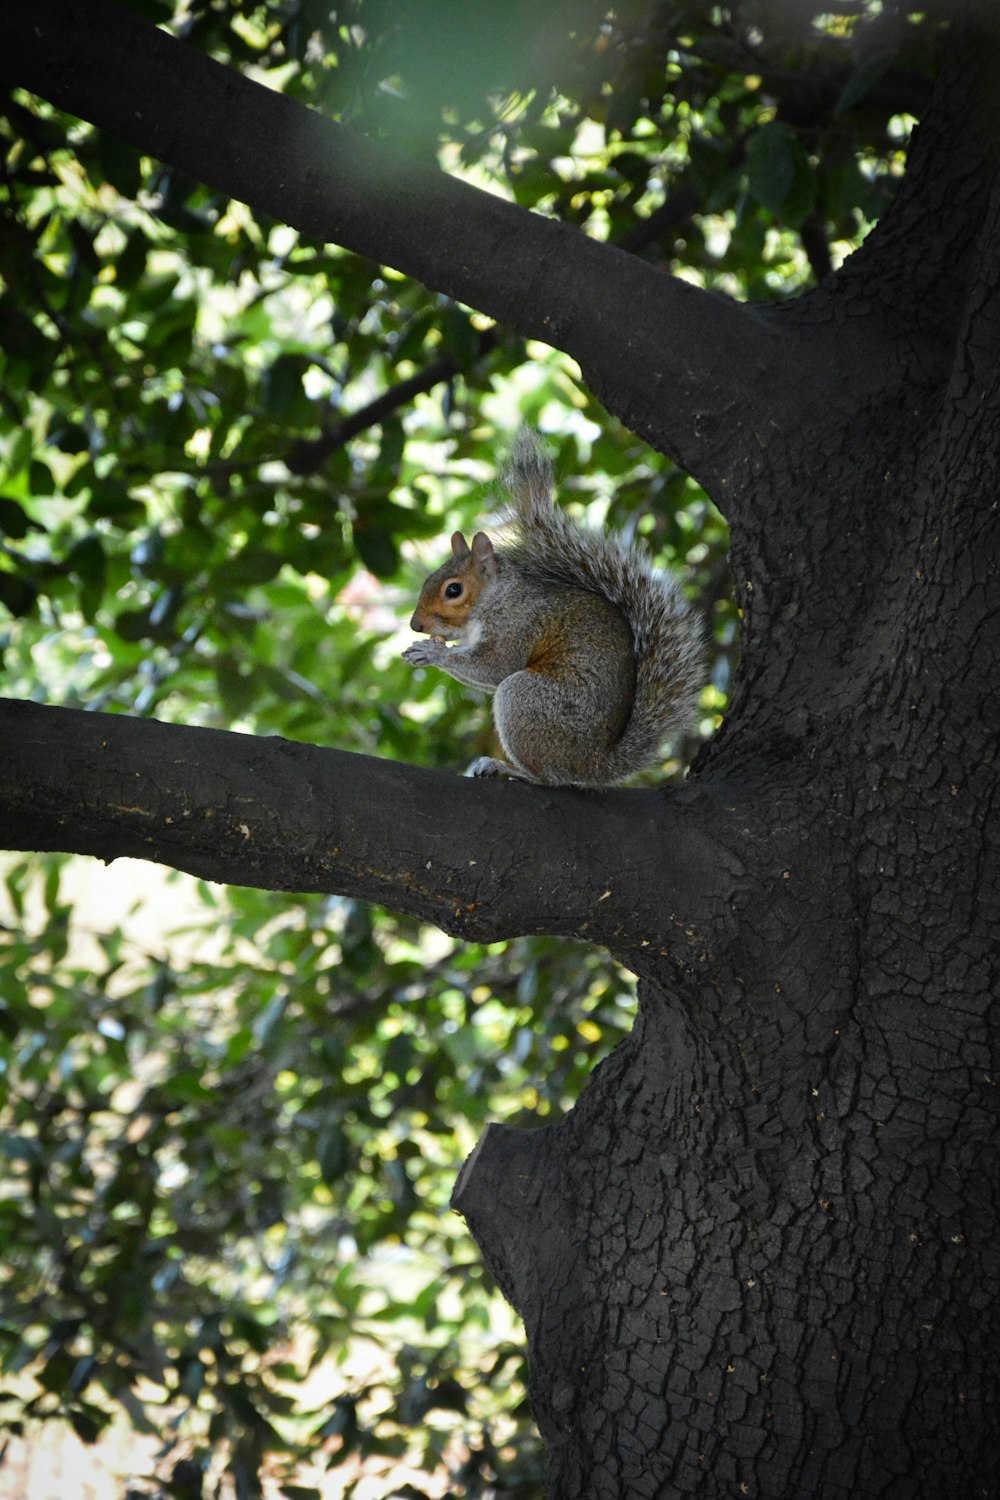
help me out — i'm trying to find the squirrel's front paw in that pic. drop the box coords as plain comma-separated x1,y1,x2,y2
403,639,445,668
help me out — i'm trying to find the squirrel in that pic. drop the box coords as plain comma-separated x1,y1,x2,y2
402,429,705,786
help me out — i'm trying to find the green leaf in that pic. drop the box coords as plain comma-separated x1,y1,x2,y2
746,121,816,227
68,1404,110,1444
98,134,144,197
68,534,108,620
0,572,38,617
37,1349,77,1394
0,496,43,539
216,660,260,716
439,306,479,371
260,353,310,419
49,421,90,455
213,547,283,587
316,1122,349,1186
353,524,399,577
114,606,156,642
835,53,893,115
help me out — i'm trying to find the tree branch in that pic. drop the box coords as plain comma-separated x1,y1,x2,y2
285,178,704,475
284,173,706,474
286,330,500,476
0,698,725,975
6,0,832,497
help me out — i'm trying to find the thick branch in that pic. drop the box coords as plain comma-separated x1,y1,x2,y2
285,178,706,475
6,0,821,494
0,699,724,972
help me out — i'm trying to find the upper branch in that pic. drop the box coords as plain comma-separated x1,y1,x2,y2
0,699,724,974
7,0,820,496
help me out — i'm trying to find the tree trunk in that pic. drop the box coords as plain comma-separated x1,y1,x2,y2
4,4,1000,1495
456,35,1000,1499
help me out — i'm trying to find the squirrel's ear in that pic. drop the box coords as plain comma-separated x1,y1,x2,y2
471,531,497,576
450,531,471,558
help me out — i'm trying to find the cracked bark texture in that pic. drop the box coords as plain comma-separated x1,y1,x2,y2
3,4,1000,1496
451,35,1000,1499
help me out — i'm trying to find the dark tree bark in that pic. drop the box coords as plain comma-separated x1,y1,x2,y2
4,3,1000,1497
0,698,722,954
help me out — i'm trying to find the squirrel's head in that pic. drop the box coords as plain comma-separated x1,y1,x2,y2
409,530,497,640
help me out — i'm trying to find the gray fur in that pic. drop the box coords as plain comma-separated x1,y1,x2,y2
497,428,705,781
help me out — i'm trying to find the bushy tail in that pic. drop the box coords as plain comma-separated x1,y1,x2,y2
499,428,704,780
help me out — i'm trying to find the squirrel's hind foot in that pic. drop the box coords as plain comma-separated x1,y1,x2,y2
468,756,531,781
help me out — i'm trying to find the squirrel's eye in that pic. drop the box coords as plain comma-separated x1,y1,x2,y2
444,581,463,600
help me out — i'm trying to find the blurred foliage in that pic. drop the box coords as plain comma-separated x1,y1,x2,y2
0,0,935,1494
